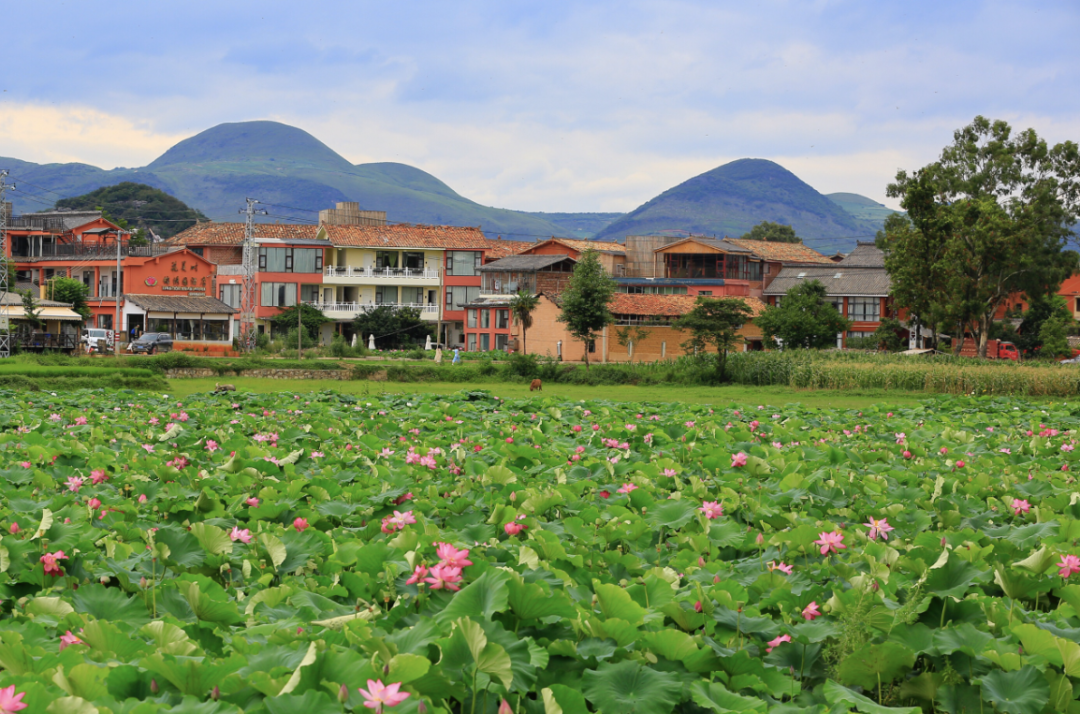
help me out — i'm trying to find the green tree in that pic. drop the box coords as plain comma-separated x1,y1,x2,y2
557,250,616,368
755,280,851,349
672,297,753,380
1039,314,1072,358
53,182,207,240
270,303,331,341
887,116,1080,358
20,289,42,329
872,317,906,352
740,221,800,243
1014,294,1071,356
508,289,540,355
352,306,433,350
878,211,954,351
46,276,91,320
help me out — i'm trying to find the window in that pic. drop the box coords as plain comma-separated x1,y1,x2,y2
496,310,509,329
848,297,881,322
467,310,477,328
495,334,508,350
300,284,320,303
220,284,242,308
202,320,230,342
189,247,204,257
375,251,399,269
481,310,490,329
375,287,387,304
259,248,322,273
260,282,297,307
698,291,712,296
480,333,490,351
618,285,687,295
447,251,482,277
402,287,424,304
403,252,424,270
98,315,113,330
467,334,477,351
445,286,480,311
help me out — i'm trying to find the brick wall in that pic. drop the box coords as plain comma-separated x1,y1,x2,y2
536,271,572,295
207,247,242,265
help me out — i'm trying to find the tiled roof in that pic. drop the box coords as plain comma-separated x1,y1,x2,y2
482,238,529,259
0,292,72,308
478,254,576,272
763,266,891,297
125,294,237,314
723,238,833,263
320,223,490,249
533,238,627,255
608,293,767,317
839,241,885,267
165,222,320,247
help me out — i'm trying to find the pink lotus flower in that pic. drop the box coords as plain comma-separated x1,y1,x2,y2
684,421,695,428
499,699,513,714
90,469,108,484
505,522,526,536
768,561,793,575
141,444,155,453
903,450,912,459
956,460,966,469
505,437,514,444
206,440,219,452
40,550,68,576
18,462,30,469
405,564,429,585
293,517,309,532
694,600,703,613
731,452,748,467
230,527,252,543
939,447,948,455
8,523,18,535
699,501,724,519
572,425,583,432
663,468,677,477
1058,554,1080,579
435,543,473,569
59,630,83,650
814,530,846,555
802,601,821,621
87,497,102,510
138,494,147,503
246,497,259,507
1011,499,1031,516
592,424,601,431
74,416,87,426
864,517,894,541
617,483,638,494
49,414,61,422
598,490,610,499
382,510,417,534
425,564,463,591
66,476,85,493
766,634,791,653
358,679,410,712
0,684,27,713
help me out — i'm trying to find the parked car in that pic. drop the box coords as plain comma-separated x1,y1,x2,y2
129,333,174,354
81,328,114,353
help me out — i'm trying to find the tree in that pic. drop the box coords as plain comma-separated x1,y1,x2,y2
557,250,616,368
741,221,800,243
53,182,208,240
754,280,851,349
352,306,433,350
1039,314,1072,358
886,116,1080,358
270,303,331,341
872,317,906,352
20,289,42,329
46,276,91,320
673,297,752,380
508,289,539,355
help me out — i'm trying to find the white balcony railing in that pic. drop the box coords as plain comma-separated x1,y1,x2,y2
306,302,439,316
324,266,441,280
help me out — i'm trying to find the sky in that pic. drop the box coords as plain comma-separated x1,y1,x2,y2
2,0,1079,213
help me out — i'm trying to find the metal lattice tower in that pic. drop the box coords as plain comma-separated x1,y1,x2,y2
0,171,14,359
238,198,265,353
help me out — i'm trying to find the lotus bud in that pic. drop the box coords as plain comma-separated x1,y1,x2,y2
339,684,350,704
211,685,220,700
8,523,18,534
694,601,703,613
499,699,513,714
713,575,720,583
698,557,705,567
150,679,159,694
756,533,764,545
509,491,516,502
384,663,391,675
418,702,428,714
140,576,148,588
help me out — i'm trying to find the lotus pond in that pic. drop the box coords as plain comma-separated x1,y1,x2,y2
1,389,1079,714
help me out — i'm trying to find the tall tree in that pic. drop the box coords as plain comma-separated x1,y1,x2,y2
46,277,91,320
352,306,433,350
557,250,616,368
270,303,331,341
755,280,851,349
740,221,800,243
20,289,42,329
508,289,539,355
672,297,753,380
887,116,1080,358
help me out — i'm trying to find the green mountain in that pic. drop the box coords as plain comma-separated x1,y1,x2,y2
53,182,208,240
522,211,624,239
826,192,902,226
0,121,569,238
593,159,883,253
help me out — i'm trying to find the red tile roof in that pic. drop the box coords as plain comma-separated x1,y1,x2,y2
608,293,767,317
529,238,626,255
723,238,833,264
482,238,530,259
165,222,319,246
319,223,496,249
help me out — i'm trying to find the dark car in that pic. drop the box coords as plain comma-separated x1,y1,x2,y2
130,333,174,354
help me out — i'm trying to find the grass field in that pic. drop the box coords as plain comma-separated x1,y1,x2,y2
164,377,934,409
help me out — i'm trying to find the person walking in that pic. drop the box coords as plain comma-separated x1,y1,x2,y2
452,347,461,365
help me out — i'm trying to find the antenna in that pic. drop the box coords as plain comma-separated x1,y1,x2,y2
0,171,16,359
239,197,266,353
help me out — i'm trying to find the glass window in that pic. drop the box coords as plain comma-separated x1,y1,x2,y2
480,333,490,351
495,333,508,351
375,251,399,269
445,286,480,311
300,284,320,303
698,291,712,296
402,287,424,304
467,310,477,328
202,320,230,342
220,284,241,308
496,310,509,329
467,333,477,351
403,252,424,270
481,310,490,328
147,318,172,334
848,298,880,321
261,282,297,307
448,251,482,277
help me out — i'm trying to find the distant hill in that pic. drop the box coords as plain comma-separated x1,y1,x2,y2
0,121,568,239
523,212,624,239
593,159,882,253
826,192,902,226
53,182,208,240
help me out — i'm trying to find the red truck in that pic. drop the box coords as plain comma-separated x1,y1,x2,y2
959,338,1020,360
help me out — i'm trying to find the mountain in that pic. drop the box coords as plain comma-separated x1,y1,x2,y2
53,182,208,240
1,121,569,239
826,192,901,227
522,212,624,239
592,159,883,253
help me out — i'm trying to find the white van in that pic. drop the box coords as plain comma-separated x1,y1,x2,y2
81,328,115,353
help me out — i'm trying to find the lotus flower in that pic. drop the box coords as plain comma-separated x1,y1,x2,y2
699,501,723,519
435,543,473,568
864,517,894,541
617,483,638,494
504,521,526,535
90,469,108,484
66,476,85,493
1011,498,1031,516
768,561,793,575
731,452,748,467
405,565,429,585
293,517,309,532
1058,554,1080,579
40,550,68,576
813,530,846,555
802,601,821,621
0,685,27,713
424,564,463,591
230,527,252,543
499,699,513,714
358,679,410,712
59,630,83,650
766,634,791,653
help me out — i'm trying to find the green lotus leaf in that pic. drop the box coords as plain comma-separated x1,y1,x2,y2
689,680,767,713
437,568,511,623
836,642,916,691
582,659,682,714
975,666,1050,714
823,680,921,714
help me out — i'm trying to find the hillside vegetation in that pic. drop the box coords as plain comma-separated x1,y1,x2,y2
53,182,208,240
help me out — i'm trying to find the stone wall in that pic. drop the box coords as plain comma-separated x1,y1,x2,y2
166,368,351,380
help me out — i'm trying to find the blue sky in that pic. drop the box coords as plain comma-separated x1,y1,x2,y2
2,0,1078,212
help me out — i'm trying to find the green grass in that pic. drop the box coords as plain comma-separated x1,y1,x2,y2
164,377,931,409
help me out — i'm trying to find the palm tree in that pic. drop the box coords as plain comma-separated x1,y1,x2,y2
508,289,540,355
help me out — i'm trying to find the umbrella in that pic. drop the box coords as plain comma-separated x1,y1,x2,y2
368,334,376,350
425,335,432,350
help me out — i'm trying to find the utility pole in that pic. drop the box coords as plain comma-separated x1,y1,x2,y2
0,171,15,359
297,298,303,358
115,224,122,356
239,198,265,353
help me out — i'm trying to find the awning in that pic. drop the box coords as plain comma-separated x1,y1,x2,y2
3,306,83,321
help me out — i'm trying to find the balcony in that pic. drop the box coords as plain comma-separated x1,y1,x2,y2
306,301,440,322
323,266,441,284
11,244,157,261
